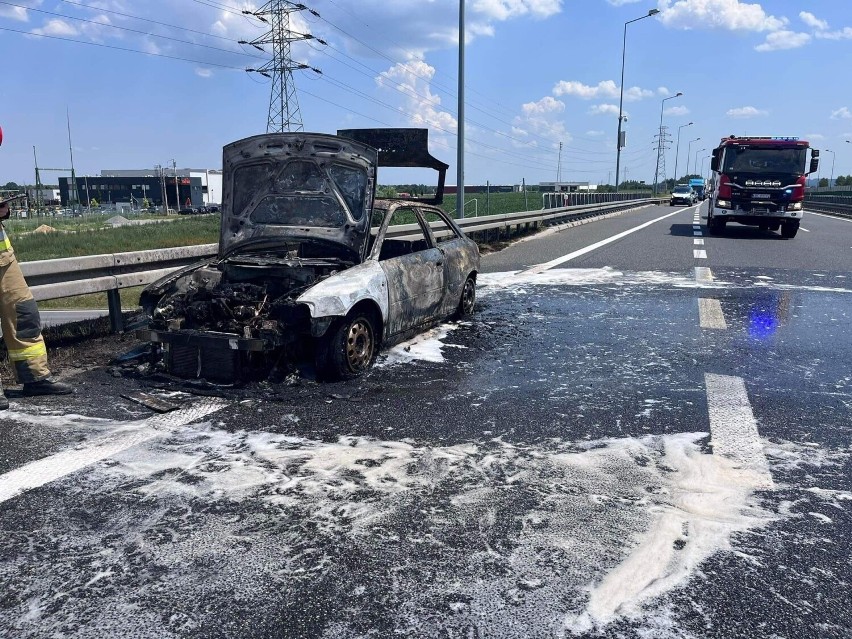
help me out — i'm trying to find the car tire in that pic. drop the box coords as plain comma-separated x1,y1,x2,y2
315,311,377,381
455,276,476,318
781,222,799,239
759,223,769,231
769,222,781,231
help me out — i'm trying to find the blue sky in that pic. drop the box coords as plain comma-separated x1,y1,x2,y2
1,0,850,188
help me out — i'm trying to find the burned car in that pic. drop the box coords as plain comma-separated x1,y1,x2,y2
137,129,479,382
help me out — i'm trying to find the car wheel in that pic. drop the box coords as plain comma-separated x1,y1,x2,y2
781,222,799,239
758,223,769,231
315,312,377,380
769,222,781,231
455,276,476,318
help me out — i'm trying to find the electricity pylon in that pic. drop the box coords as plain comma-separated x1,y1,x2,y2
241,1,322,133
653,125,672,195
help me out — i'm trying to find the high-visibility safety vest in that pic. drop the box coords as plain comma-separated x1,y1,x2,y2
0,225,11,252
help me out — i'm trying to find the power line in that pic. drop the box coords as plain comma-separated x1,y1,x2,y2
57,0,256,44
0,1,266,59
0,25,247,69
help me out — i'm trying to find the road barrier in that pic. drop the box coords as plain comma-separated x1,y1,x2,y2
20,196,663,332
804,195,852,219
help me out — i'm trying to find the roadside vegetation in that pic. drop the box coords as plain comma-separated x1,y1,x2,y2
7,215,219,262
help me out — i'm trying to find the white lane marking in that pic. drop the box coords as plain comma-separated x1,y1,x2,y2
698,298,728,329
807,211,852,223
800,227,810,232
694,267,713,283
692,225,702,230
0,399,228,504
694,239,705,245
693,231,702,236
704,374,772,486
694,249,707,259
523,206,692,274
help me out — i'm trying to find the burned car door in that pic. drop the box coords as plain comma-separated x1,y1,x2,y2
376,206,445,337
419,207,474,316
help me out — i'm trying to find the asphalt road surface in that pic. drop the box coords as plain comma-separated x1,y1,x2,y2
1,203,851,638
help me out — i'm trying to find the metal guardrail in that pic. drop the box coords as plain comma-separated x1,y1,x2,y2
19,196,662,332
804,195,852,219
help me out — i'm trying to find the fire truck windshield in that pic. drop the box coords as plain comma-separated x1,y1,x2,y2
722,146,807,175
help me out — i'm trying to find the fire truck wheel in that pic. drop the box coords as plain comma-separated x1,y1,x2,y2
781,222,799,239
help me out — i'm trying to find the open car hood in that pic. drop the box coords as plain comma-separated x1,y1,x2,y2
220,133,378,261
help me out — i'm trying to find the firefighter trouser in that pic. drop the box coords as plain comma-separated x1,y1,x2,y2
0,250,51,383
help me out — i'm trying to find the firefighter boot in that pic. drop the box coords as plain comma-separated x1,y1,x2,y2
22,376,73,396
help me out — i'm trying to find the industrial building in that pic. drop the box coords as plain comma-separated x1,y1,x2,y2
58,168,222,209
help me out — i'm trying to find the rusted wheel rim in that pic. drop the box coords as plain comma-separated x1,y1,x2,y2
346,320,373,371
461,279,476,315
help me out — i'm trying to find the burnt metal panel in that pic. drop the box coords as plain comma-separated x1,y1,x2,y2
337,128,448,205
220,133,378,260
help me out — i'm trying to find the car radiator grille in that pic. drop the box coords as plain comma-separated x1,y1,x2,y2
167,344,240,381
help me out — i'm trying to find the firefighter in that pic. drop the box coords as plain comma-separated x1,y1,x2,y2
0,133,73,410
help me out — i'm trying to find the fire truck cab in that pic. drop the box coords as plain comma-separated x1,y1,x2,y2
708,136,819,239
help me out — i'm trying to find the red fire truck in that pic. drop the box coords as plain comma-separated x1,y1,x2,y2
707,136,819,239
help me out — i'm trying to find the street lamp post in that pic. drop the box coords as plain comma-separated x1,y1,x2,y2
654,92,682,195
686,138,701,176
673,122,693,186
615,8,659,193
825,149,836,187
691,148,706,177
700,155,711,179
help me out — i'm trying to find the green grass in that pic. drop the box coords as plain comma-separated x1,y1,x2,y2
6,215,219,262
39,286,145,311
442,191,538,217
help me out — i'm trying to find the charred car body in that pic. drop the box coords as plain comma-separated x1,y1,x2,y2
138,129,479,381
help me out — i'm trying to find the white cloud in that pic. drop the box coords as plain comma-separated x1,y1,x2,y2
554,80,618,100
472,0,562,21
726,106,768,118
658,87,671,96
0,4,32,21
521,96,565,116
31,18,78,37
815,27,852,41
585,130,606,137
658,0,787,32
553,79,651,102
754,30,811,52
195,68,213,78
514,96,570,142
804,133,825,141
799,11,828,31
376,59,457,133
589,104,621,117
606,0,642,5
665,105,690,116
831,107,852,120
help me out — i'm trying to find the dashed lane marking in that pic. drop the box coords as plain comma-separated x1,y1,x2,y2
704,373,772,487
800,227,810,232
694,239,705,245
694,231,702,236
0,399,229,504
698,298,728,329
523,206,692,274
693,225,702,230
694,267,714,283
694,249,707,259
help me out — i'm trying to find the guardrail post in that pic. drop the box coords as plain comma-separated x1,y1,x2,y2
107,288,124,333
